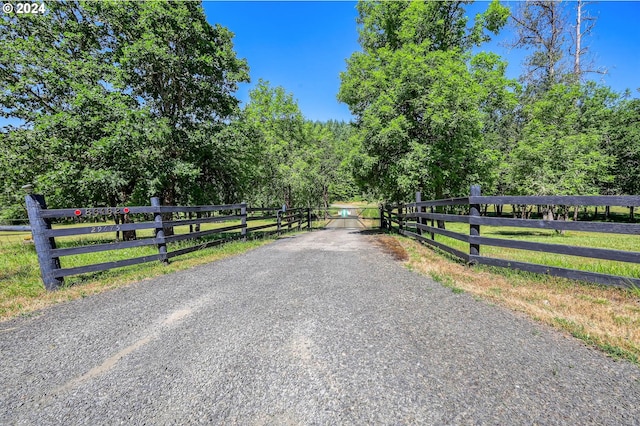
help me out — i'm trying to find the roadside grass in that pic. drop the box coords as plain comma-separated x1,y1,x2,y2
0,219,296,320
387,234,640,365
413,222,640,279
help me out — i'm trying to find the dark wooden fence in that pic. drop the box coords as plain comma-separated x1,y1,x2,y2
383,185,640,289
24,194,311,291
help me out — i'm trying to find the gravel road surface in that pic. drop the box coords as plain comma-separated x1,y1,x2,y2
1,229,639,424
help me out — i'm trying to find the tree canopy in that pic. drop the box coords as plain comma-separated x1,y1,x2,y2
339,0,510,202
1,0,638,224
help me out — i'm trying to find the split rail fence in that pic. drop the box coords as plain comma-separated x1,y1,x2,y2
24,194,311,290
382,185,640,289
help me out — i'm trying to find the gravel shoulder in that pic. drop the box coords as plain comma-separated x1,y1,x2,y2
1,229,638,424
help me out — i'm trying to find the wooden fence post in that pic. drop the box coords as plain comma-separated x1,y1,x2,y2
277,209,282,236
379,205,384,230
416,192,422,236
241,202,247,241
25,192,63,290
307,208,312,230
399,204,404,232
430,206,435,240
470,185,481,260
151,197,168,264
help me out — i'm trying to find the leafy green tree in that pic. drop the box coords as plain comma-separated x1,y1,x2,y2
242,80,308,208
0,1,155,211
102,1,249,205
506,84,613,199
303,121,359,214
0,1,248,217
608,96,640,197
339,0,510,202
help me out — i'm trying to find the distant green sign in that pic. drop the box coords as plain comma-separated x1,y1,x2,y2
341,209,349,218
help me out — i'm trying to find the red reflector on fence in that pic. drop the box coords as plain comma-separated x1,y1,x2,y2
74,209,81,216
123,208,130,214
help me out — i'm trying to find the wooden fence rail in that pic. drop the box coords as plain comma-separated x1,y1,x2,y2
25,193,311,290
0,225,32,232
382,185,640,289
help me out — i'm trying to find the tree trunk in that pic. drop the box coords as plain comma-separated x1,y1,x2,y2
162,188,176,236
544,205,555,221
574,0,582,77
631,206,635,223
121,213,137,241
573,205,579,221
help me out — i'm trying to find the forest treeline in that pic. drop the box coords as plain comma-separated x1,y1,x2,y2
1,1,639,223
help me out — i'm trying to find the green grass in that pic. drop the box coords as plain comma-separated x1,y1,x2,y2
429,271,464,294
412,221,640,280
0,215,313,319
359,207,381,219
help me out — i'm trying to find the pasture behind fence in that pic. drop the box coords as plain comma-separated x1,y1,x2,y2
24,193,311,291
383,186,640,289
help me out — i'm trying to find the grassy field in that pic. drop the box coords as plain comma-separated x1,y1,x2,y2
375,234,640,365
407,221,640,279
0,215,308,320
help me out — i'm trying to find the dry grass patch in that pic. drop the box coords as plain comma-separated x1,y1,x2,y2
388,234,640,365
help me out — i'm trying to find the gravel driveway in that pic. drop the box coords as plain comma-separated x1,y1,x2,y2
1,229,638,424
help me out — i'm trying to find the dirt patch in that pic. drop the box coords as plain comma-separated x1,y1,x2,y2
372,235,409,261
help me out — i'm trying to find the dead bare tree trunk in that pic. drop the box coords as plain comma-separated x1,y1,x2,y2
572,0,605,81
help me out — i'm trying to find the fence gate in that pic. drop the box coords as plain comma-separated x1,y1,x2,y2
325,206,380,230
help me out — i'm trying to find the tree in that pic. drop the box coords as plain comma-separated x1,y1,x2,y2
339,0,510,203
506,83,613,214
509,0,605,89
96,1,250,206
608,97,640,197
571,0,606,81
509,0,568,90
0,1,249,217
242,80,308,208
0,1,157,210
304,121,359,215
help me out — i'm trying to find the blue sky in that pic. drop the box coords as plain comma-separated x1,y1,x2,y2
203,0,640,122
